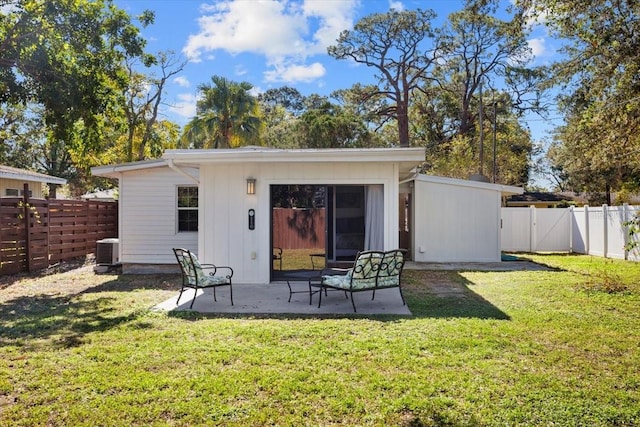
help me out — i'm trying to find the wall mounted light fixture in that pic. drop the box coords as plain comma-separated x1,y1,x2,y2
246,178,256,195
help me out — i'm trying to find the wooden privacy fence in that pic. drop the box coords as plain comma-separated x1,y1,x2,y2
0,197,118,275
272,208,325,249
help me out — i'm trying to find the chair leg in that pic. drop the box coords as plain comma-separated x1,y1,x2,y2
318,285,323,308
189,289,197,309
176,287,185,306
398,287,406,306
213,286,217,302
371,288,376,300
350,293,357,313
229,284,234,306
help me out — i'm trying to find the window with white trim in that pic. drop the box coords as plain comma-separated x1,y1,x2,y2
177,186,198,232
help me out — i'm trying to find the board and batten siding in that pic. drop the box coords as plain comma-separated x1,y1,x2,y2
412,176,502,262
119,166,198,264
0,178,44,198
198,161,401,284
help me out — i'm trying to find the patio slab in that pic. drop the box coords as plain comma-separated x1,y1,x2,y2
153,280,411,316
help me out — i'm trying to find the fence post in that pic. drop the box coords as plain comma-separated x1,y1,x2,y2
569,206,574,253
584,205,590,255
23,183,32,273
623,203,629,261
529,205,536,252
602,204,608,258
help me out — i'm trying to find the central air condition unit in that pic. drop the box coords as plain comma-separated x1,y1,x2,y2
96,238,119,265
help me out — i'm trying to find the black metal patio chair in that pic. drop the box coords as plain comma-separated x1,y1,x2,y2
173,248,234,309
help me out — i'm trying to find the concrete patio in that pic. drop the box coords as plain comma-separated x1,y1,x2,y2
153,279,411,316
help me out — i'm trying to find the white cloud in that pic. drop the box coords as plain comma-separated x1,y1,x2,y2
388,1,404,11
168,93,197,119
183,0,357,83
264,61,326,83
302,0,359,51
234,64,248,76
173,76,190,88
528,37,546,58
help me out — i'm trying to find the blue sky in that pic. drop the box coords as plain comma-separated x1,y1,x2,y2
114,0,560,155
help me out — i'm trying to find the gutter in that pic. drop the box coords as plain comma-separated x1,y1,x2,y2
167,159,199,185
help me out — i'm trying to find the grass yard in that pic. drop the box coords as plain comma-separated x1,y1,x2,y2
1,254,639,426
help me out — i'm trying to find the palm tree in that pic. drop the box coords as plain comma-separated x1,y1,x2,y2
182,76,262,148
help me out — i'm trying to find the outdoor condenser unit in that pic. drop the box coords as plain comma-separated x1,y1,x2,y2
96,238,119,265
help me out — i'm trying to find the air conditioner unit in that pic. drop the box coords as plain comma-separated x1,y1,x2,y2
96,238,119,265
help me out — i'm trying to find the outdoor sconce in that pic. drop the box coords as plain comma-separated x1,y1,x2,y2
246,178,256,195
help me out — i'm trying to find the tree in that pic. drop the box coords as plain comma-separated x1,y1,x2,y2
328,9,438,147
419,93,533,186
182,76,262,149
123,51,186,161
257,87,305,148
517,0,640,199
0,0,153,149
0,103,45,167
0,0,156,195
296,101,373,149
257,87,305,117
406,1,539,183
432,1,539,139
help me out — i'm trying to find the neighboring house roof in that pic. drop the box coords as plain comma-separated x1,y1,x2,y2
507,191,576,205
81,188,117,201
0,165,67,185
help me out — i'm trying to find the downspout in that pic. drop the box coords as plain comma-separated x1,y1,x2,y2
167,159,199,185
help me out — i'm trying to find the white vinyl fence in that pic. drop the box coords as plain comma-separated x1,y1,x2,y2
501,204,640,261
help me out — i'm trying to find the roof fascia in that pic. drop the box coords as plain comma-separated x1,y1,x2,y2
163,147,426,165
415,174,524,195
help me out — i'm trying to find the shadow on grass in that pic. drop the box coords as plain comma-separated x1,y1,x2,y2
403,270,511,320
0,293,140,350
0,274,182,350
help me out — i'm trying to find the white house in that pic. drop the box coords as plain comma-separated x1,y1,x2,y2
92,147,523,282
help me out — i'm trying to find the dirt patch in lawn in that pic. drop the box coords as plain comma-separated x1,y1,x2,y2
404,270,469,298
0,256,181,304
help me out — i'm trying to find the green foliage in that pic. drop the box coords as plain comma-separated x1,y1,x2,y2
0,0,169,195
296,101,373,148
521,0,640,195
420,98,533,185
624,212,640,254
182,76,262,149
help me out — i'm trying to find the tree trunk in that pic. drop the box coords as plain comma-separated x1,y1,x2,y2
397,104,410,147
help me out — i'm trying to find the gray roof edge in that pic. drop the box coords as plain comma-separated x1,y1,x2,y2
91,159,168,177
0,165,67,185
415,174,524,195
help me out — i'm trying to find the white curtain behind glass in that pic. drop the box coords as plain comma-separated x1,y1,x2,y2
364,185,384,250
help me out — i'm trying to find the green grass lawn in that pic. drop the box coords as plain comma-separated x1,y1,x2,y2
1,254,639,426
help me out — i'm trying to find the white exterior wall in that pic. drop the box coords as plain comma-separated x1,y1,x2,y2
0,178,44,198
198,161,400,284
118,166,198,264
412,177,502,262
